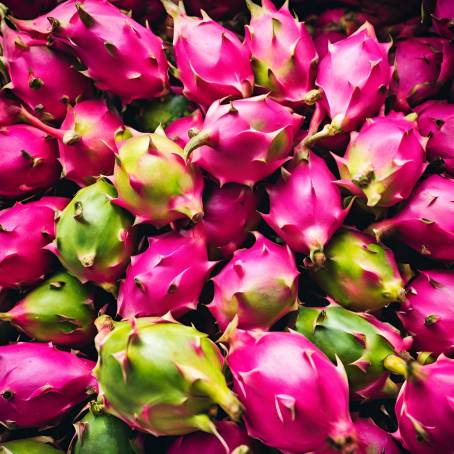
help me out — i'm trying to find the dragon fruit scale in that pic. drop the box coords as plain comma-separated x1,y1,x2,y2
0,439,64,453
0,197,68,290
0,342,96,429
94,316,242,436
226,329,357,453
431,0,454,39
165,109,204,148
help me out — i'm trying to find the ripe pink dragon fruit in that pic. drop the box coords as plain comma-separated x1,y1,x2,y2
334,112,427,207
208,233,298,331
0,197,68,290
262,152,350,261
165,109,204,148
163,1,253,109
185,0,246,20
118,228,214,319
415,100,454,174
0,342,96,428
226,329,357,453
432,0,454,39
0,93,20,126
371,175,454,261
1,22,91,121
0,124,61,199
201,184,259,259
399,271,454,355
185,95,303,186
395,355,454,453
390,37,454,112
245,0,318,107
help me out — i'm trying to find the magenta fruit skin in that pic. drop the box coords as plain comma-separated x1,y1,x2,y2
432,0,454,39
165,110,204,148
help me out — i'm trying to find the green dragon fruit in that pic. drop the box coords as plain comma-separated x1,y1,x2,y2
0,439,64,454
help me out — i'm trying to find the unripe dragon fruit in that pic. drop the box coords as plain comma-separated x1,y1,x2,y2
226,329,357,453
2,0,56,19
165,109,204,148
398,270,454,355
415,100,454,174
245,0,318,107
0,342,96,429
53,179,135,292
1,22,91,121
431,0,454,39
0,197,68,290
334,112,426,207
0,272,96,347
113,133,204,226
0,439,64,453
262,152,350,260
185,0,246,20
0,124,61,199
395,355,454,453
313,228,405,311
208,233,298,331
370,175,454,261
390,37,454,112
185,96,303,186
163,1,253,109
94,316,242,436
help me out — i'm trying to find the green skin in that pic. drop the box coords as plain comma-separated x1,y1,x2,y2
0,439,63,454
94,318,241,436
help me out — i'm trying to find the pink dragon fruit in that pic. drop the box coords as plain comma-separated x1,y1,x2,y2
399,270,454,355
0,197,68,290
165,109,204,148
415,100,454,174
185,95,303,186
163,1,253,109
431,0,454,39
0,124,61,199
244,0,318,107
0,342,96,428
390,37,454,112
262,151,350,261
371,175,454,261
226,329,357,453
201,184,259,259
1,22,91,121
2,0,56,19
208,233,298,331
395,355,454,453
118,228,214,319
334,112,427,207
185,0,246,20
0,93,20,126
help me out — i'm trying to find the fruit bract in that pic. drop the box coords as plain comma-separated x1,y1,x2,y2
165,109,204,148
0,439,64,454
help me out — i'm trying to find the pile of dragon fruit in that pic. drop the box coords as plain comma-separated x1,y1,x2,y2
0,0,453,452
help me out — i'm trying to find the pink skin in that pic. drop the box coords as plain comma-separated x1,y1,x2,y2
0,124,61,199
0,342,96,429
262,152,350,256
432,0,454,39
415,100,454,175
334,112,427,207
0,94,20,127
118,228,215,319
390,37,454,112
314,31,346,59
2,0,56,20
399,271,454,355
316,22,391,131
395,355,454,453
188,95,303,186
184,0,245,20
226,330,356,453
208,233,299,331
245,0,318,107
165,110,204,148
0,197,68,289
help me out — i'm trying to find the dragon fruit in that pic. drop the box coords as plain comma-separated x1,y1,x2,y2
0,197,68,290
398,270,454,355
432,0,454,39
0,439,64,453
185,96,303,186
1,22,91,121
185,0,246,20
0,93,20,126
395,355,454,453
0,124,61,199
334,112,426,207
390,37,454,112
208,233,298,331
245,0,318,107
94,316,242,436
370,175,454,261
118,228,214,319
53,179,135,292
0,271,96,347
226,329,357,453
165,109,204,148
415,100,454,174
0,342,96,428
163,1,253,109
113,132,204,226
313,228,405,311
262,151,350,261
